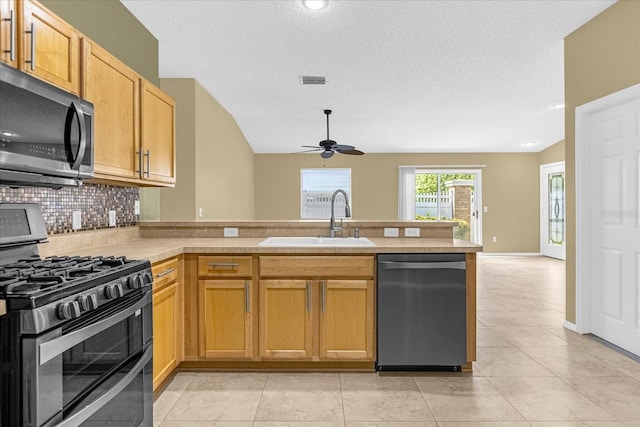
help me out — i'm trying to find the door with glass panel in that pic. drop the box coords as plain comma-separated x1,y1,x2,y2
540,162,565,260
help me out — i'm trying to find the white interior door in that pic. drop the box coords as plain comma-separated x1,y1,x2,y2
576,83,640,356
540,162,566,260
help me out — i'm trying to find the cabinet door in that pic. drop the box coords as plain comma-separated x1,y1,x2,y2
83,39,140,180
140,80,175,185
153,282,178,391
199,280,253,359
319,279,374,360
0,0,17,67
21,0,79,94
259,280,313,360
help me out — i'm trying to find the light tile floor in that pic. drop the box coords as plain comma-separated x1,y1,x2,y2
153,256,640,427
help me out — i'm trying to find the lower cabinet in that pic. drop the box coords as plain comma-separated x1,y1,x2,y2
197,256,255,360
259,280,313,359
259,256,375,362
319,279,374,360
199,279,253,358
152,257,181,391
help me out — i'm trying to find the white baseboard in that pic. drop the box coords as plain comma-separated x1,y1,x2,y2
563,320,578,332
479,252,542,257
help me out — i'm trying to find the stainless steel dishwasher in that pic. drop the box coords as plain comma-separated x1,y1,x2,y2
376,253,467,370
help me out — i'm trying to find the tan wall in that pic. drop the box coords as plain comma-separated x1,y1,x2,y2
194,80,255,220
158,79,197,220
538,140,565,165
564,0,640,323
255,153,540,253
40,0,159,85
154,79,256,221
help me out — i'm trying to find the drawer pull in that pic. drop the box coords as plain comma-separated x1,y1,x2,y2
155,268,175,278
208,262,240,268
245,281,250,313
306,281,311,313
321,281,326,313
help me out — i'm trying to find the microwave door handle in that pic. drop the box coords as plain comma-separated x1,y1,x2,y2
55,344,152,427
69,101,87,171
39,291,151,365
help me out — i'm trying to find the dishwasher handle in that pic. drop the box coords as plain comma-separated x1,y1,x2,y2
378,260,466,270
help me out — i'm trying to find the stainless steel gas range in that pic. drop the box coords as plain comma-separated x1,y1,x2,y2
0,203,153,427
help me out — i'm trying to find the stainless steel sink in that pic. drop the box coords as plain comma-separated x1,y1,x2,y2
258,236,375,247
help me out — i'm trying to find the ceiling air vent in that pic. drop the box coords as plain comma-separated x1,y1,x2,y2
299,75,328,85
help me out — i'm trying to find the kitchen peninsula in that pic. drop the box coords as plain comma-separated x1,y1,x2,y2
38,220,481,390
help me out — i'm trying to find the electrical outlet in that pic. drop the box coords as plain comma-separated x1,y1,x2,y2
384,227,399,237
134,200,140,215
108,210,116,227
484,206,488,213
224,227,239,237
72,211,82,230
198,207,203,218
404,227,420,237
492,236,497,243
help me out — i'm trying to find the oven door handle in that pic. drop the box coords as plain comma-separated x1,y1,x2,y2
39,291,151,365
55,344,152,427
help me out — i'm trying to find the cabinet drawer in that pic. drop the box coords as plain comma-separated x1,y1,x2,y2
152,257,179,292
198,256,253,277
259,256,374,278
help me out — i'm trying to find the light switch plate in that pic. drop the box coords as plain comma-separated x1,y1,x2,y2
72,211,81,230
384,227,399,237
108,210,116,227
224,227,239,237
404,227,420,237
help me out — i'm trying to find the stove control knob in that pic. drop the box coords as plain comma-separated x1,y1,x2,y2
143,272,153,285
128,275,142,290
57,301,81,320
105,283,124,299
78,294,98,311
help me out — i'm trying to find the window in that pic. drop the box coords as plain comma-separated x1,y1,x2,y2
301,168,351,219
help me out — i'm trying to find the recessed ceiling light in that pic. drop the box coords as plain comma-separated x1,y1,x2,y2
302,0,328,10
522,141,538,147
551,103,565,109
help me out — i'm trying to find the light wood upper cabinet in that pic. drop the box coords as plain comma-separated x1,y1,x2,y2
82,38,140,180
152,257,181,391
259,279,314,360
0,0,18,68
319,279,374,360
20,0,80,94
141,80,176,185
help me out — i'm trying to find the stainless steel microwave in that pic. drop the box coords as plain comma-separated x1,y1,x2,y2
0,62,94,188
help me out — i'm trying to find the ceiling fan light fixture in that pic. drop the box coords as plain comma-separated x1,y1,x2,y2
302,0,329,10
321,150,334,159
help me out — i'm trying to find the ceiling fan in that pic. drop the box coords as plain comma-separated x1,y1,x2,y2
299,110,364,158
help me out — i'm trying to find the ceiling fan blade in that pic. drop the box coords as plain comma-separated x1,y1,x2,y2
333,144,356,152
338,149,364,155
301,145,322,149
293,148,323,154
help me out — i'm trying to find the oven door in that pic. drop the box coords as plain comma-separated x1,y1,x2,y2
22,290,152,427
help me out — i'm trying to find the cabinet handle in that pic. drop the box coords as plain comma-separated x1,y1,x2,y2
245,281,250,313
3,10,15,61
208,262,239,268
155,268,175,278
321,281,326,313
135,150,143,176
306,281,311,313
26,22,35,70
143,149,150,178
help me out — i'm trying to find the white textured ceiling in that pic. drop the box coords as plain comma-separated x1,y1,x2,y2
121,0,615,154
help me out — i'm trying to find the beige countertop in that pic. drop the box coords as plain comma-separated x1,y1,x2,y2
50,237,482,264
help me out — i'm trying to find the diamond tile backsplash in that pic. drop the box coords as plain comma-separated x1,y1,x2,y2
0,184,139,235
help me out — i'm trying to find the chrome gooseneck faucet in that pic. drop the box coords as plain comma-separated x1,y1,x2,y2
329,189,351,237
